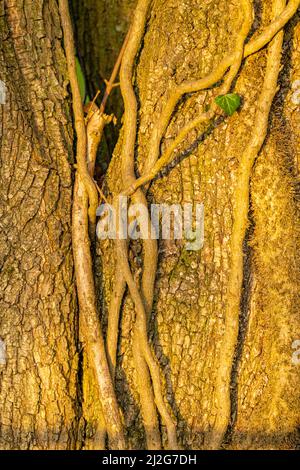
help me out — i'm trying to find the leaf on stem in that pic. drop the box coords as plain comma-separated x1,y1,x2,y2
215,93,241,116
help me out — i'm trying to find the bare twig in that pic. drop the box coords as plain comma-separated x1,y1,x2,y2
99,29,131,115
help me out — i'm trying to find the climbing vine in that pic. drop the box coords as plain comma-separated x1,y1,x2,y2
58,0,300,450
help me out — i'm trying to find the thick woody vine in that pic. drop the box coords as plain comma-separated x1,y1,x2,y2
58,0,300,450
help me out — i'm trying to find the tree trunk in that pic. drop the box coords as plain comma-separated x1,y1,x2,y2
0,0,79,449
75,0,300,449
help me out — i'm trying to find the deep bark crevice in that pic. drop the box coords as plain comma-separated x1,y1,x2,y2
225,219,254,446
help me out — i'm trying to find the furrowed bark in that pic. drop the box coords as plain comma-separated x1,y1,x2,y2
0,0,79,449
209,0,286,450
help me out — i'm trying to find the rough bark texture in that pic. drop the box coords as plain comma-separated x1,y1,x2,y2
0,0,79,449
72,0,137,169
75,0,300,449
0,0,299,451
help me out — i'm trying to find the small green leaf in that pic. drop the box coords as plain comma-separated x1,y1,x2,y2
75,57,86,103
215,93,241,116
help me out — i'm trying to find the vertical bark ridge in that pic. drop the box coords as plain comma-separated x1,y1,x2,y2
0,0,79,449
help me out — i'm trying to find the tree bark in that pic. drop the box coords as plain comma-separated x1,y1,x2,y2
0,0,299,451
0,0,79,449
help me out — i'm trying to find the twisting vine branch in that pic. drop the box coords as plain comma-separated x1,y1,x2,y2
122,0,253,198
123,0,299,198
110,0,172,450
58,0,126,450
141,0,299,180
209,0,286,450
105,0,299,451
60,0,299,451
58,0,98,230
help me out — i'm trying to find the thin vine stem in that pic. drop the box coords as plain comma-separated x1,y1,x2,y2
115,0,165,449
58,0,126,449
58,0,98,228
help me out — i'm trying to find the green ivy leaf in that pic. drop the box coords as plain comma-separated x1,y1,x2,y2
215,93,241,116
